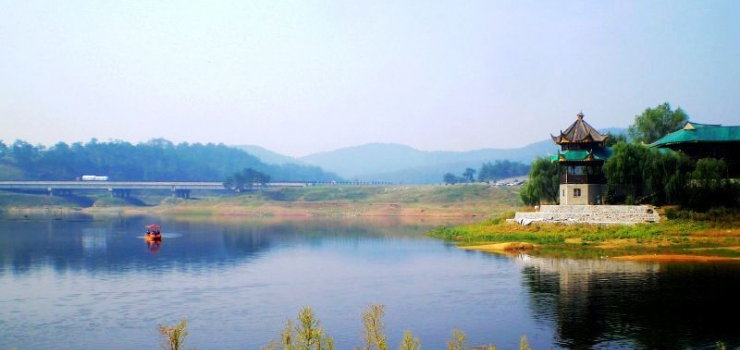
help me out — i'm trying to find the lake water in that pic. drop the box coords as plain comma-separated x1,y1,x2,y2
1,213,740,350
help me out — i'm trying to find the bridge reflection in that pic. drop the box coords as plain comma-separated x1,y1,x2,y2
0,181,309,198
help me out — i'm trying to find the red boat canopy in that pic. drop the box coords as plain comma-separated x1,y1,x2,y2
146,224,160,230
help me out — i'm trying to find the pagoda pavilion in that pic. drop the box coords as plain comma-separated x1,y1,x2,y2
551,112,612,205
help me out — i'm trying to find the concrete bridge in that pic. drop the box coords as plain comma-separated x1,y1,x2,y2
0,181,308,198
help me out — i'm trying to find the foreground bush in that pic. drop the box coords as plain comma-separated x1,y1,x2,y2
259,304,503,350
157,318,190,350
150,304,736,350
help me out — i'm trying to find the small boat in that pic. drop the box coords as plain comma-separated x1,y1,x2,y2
144,224,162,242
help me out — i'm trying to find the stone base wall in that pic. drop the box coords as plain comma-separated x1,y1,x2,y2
512,205,660,225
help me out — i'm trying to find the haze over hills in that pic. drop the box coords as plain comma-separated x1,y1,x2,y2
235,145,304,166
236,140,556,184
298,141,557,183
236,128,626,184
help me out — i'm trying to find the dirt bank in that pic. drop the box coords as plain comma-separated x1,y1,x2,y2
610,254,740,262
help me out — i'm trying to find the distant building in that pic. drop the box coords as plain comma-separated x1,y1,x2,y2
650,122,740,178
550,112,612,205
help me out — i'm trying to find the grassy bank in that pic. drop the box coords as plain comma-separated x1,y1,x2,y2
430,208,740,261
0,184,521,219
155,184,521,218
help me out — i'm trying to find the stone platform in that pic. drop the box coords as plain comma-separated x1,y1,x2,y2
511,205,660,225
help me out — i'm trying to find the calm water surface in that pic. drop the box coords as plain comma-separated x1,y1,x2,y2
1,213,740,350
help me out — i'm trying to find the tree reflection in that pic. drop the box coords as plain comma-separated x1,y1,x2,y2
520,256,740,349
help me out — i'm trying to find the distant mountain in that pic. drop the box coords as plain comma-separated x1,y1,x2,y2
297,140,559,184
602,127,629,138
235,127,627,184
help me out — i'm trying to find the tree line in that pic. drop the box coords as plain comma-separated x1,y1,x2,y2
0,138,340,184
520,103,739,211
443,160,530,184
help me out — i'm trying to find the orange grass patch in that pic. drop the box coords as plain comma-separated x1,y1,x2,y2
461,242,538,253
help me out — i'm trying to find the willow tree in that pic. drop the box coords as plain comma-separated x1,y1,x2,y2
602,142,650,203
684,158,740,210
642,149,692,204
519,157,558,206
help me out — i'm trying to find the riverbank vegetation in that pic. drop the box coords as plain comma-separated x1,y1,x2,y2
156,304,525,350
430,207,740,260
154,304,737,350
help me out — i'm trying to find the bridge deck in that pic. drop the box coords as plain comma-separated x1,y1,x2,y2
0,181,227,190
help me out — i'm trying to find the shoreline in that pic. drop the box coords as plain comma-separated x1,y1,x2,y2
4,189,740,263
460,243,740,263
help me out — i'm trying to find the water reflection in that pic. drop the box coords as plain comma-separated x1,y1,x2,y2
0,213,455,277
518,255,740,349
4,213,740,350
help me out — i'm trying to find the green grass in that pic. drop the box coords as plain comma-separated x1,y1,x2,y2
0,192,76,208
429,212,740,259
232,184,521,207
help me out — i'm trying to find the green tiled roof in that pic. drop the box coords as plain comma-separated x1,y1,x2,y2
550,147,612,162
650,123,740,147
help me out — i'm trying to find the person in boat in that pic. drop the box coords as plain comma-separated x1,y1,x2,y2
145,225,161,239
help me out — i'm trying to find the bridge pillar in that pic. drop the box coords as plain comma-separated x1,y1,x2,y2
111,189,131,198
48,188,73,196
173,189,190,199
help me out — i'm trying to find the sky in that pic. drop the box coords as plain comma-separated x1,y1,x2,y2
2,1,739,157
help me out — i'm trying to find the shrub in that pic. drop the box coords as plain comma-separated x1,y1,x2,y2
262,306,334,350
157,319,190,350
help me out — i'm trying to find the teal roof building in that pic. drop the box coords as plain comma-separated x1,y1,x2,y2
651,122,740,177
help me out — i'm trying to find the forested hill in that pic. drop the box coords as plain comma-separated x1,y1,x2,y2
0,139,340,182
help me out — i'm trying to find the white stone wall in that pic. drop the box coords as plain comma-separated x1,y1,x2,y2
513,205,660,225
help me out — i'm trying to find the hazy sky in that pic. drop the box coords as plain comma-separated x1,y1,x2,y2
2,1,739,157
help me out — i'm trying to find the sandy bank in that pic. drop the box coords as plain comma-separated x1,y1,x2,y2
460,242,537,254
610,254,740,262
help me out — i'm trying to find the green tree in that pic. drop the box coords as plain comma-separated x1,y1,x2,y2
10,140,40,170
0,140,8,159
519,157,559,206
223,168,271,192
443,172,458,185
602,142,650,203
627,102,688,144
604,132,628,147
462,168,476,183
683,158,739,210
641,149,692,204
477,160,529,182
